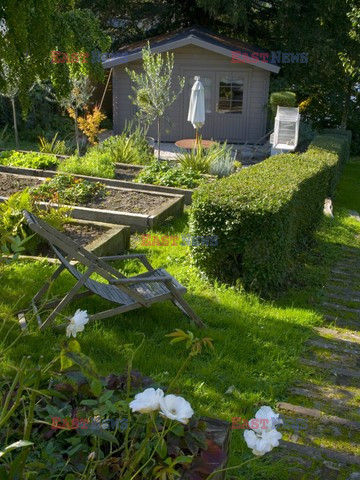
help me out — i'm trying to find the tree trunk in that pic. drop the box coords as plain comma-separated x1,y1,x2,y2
340,82,352,130
74,108,80,155
11,97,19,149
157,118,161,161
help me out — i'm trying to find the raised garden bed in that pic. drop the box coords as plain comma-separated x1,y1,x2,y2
57,220,130,257
187,416,230,480
19,219,130,262
0,171,42,195
0,172,184,232
0,152,194,204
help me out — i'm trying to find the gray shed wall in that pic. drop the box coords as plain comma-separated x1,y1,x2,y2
112,45,270,143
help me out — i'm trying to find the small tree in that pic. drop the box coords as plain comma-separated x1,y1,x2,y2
72,104,106,145
0,81,19,149
0,62,36,149
0,63,21,148
126,43,185,160
45,76,94,154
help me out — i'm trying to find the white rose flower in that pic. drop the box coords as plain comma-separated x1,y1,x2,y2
244,406,282,456
255,405,282,428
248,405,283,433
159,394,194,424
66,309,89,338
244,428,282,456
129,388,164,413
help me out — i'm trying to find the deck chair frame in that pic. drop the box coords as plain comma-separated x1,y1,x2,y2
20,210,204,330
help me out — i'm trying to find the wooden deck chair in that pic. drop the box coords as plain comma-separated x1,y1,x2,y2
20,210,204,330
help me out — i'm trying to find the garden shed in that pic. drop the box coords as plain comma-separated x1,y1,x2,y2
103,26,280,143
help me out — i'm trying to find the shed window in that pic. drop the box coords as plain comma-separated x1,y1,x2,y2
218,78,243,113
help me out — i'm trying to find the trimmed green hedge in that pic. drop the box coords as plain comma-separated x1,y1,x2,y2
269,91,297,116
306,130,351,196
189,131,351,293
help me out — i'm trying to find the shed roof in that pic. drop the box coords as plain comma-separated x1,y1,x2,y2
102,26,280,73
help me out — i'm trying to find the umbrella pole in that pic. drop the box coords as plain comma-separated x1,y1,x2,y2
196,128,198,147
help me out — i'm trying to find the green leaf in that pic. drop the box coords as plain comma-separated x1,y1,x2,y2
90,378,102,397
62,350,99,381
169,337,186,344
38,388,67,399
66,444,83,456
171,455,193,466
171,424,184,437
80,399,98,407
99,390,113,403
77,425,119,446
60,339,81,371
0,440,33,458
0,465,9,480
155,437,167,459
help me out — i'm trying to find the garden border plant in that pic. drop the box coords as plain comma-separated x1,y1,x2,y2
189,130,352,294
0,305,284,480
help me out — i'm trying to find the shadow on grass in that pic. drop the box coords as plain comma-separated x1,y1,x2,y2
1,259,318,406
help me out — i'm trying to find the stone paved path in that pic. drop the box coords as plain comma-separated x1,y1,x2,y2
274,243,360,479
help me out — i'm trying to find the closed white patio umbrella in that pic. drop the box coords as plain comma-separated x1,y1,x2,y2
187,76,205,145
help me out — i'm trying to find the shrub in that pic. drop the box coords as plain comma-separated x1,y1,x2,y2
0,150,59,169
135,160,204,188
269,91,297,116
297,122,316,152
72,104,106,145
190,131,351,293
58,150,115,178
306,130,351,195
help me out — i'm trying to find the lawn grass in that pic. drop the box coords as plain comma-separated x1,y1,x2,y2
336,156,360,212
1,157,359,479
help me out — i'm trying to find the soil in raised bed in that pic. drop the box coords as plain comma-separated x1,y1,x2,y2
0,172,42,196
0,172,171,215
86,189,170,214
36,222,107,257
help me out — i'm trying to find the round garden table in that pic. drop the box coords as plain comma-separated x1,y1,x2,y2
175,139,216,149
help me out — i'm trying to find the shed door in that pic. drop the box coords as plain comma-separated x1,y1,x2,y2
214,72,248,142
181,71,215,140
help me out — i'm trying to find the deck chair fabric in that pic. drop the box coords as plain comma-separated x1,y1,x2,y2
21,210,204,329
